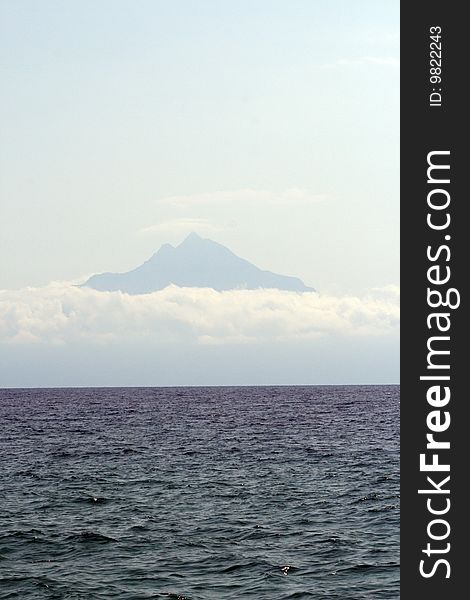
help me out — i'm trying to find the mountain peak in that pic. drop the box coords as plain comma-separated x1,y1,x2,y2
183,231,202,242
179,232,204,247
84,235,314,294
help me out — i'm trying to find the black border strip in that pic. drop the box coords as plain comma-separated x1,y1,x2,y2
401,2,467,596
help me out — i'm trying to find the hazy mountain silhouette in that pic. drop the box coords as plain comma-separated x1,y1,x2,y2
83,233,314,294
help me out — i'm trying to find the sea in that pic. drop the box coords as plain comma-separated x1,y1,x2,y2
0,386,399,599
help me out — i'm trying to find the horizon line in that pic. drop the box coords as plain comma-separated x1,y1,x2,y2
1,382,400,390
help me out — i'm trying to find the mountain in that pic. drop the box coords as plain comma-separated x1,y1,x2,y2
83,233,314,294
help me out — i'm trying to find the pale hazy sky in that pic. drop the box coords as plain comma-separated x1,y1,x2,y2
1,0,398,294
0,1,399,386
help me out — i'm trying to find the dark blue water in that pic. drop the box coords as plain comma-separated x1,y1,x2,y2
0,386,399,599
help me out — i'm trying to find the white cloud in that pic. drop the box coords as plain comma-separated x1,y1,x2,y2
139,217,231,236
159,188,326,208
0,282,399,346
320,56,399,69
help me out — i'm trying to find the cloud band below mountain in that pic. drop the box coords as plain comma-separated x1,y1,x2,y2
0,283,399,346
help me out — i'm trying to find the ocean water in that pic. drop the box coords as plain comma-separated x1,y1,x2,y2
0,386,399,599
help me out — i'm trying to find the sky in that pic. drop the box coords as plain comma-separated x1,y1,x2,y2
0,1,399,386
